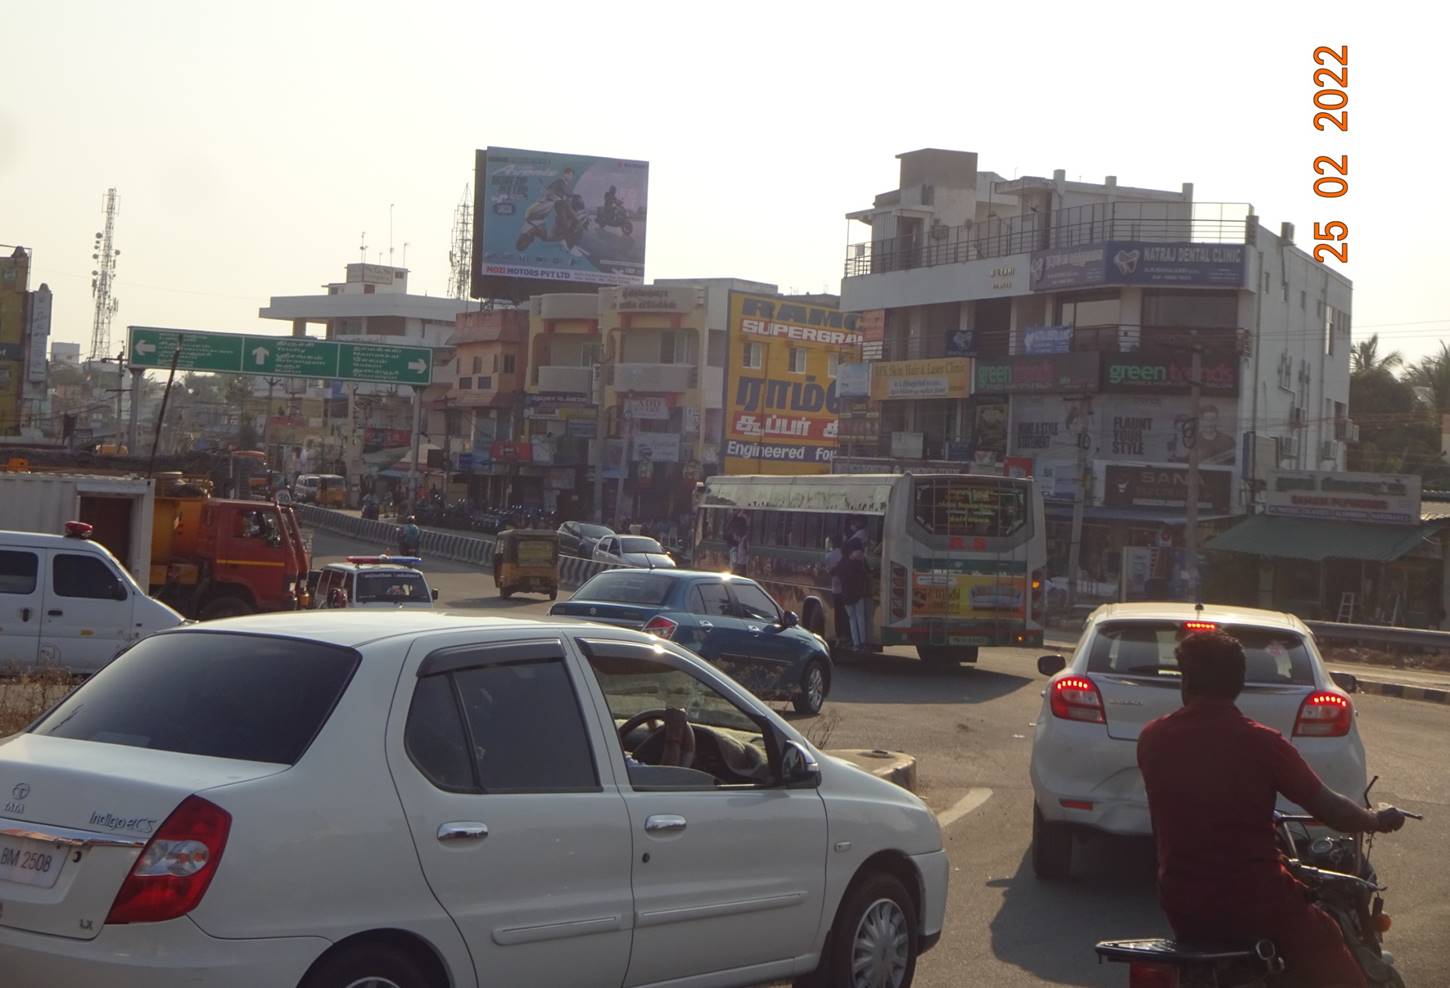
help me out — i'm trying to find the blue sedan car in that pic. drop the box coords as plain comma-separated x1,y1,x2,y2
550,568,832,714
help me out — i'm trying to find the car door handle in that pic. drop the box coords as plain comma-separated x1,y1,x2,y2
20,608,30,622
437,822,489,842
698,620,713,630
47,609,63,617
644,814,687,835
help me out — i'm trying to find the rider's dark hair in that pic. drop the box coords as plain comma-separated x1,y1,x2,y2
1175,630,1245,701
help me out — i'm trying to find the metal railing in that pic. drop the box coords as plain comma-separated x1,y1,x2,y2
844,201,1254,278
1305,620,1450,652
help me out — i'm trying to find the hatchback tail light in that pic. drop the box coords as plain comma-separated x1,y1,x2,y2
1293,690,1352,737
106,796,231,924
643,615,678,640
1128,962,1179,988
1049,676,1106,724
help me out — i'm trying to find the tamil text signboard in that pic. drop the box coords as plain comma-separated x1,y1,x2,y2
1264,470,1421,525
128,327,432,385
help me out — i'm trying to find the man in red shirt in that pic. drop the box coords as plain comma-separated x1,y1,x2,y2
1138,631,1406,988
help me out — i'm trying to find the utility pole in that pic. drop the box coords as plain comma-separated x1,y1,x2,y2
1065,394,1090,615
1185,335,1203,603
614,402,634,530
407,385,423,516
593,338,609,524
127,366,144,453
115,348,125,447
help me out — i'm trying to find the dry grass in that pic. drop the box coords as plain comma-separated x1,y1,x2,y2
1320,644,1450,672
800,709,842,750
0,664,77,736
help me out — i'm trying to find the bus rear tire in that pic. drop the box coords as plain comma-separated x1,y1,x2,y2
800,596,827,637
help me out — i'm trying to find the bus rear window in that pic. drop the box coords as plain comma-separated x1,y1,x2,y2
912,478,1027,539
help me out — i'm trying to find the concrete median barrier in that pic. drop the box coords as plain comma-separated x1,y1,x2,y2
827,749,918,793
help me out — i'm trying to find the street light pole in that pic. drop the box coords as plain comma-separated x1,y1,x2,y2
1185,335,1203,603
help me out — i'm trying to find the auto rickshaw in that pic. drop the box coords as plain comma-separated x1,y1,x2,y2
493,528,559,600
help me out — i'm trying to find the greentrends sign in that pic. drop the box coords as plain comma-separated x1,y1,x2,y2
724,293,860,475
1101,349,1239,396
1264,470,1422,525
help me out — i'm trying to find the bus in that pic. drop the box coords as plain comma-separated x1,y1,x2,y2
694,473,1047,664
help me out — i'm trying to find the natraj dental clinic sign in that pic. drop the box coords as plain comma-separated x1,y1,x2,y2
1030,241,1246,291
1264,470,1422,525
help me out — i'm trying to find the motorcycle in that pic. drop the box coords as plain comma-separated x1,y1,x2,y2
515,193,589,252
1096,777,1420,987
595,200,634,237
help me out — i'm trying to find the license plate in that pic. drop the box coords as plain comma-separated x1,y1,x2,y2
950,636,988,646
0,835,64,889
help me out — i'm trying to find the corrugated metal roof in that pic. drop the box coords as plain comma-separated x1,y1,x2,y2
1206,515,1436,563
1421,500,1450,523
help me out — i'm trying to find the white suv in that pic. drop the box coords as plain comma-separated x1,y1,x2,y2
0,612,947,987
1029,602,1367,880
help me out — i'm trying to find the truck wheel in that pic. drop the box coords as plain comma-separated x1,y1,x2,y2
1032,803,1073,880
200,596,252,621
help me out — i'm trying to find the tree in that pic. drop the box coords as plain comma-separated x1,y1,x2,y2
1350,334,1402,374
1404,341,1450,414
1347,361,1446,480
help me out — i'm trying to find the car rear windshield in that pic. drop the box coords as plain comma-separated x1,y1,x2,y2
577,524,612,539
620,537,663,554
31,631,360,763
1085,621,1316,686
576,570,675,605
355,571,429,603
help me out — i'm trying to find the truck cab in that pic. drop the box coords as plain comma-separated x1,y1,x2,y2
0,522,182,673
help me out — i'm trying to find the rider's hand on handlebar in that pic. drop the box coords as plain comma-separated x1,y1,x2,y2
1374,806,1408,833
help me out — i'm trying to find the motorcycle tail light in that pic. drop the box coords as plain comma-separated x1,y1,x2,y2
1293,691,1352,737
1374,913,1392,933
1128,963,1178,988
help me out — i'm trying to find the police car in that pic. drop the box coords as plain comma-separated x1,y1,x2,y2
310,555,438,610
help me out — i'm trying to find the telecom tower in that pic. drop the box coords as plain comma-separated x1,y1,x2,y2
89,188,120,360
447,184,472,300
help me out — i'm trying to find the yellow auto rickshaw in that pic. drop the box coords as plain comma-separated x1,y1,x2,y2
492,528,559,600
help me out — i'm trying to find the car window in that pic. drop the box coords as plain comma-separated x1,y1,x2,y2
689,582,733,617
621,537,662,554
355,571,429,603
731,582,780,622
234,509,280,541
1085,621,1316,685
404,673,476,790
582,645,773,790
407,655,599,793
581,524,612,539
32,632,359,763
575,570,675,605
53,553,124,600
0,549,38,594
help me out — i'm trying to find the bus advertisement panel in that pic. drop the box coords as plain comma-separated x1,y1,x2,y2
723,293,861,476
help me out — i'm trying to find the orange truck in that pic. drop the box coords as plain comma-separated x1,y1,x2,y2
149,474,311,619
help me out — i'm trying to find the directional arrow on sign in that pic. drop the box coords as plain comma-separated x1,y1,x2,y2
251,346,270,367
135,340,156,356
408,359,427,373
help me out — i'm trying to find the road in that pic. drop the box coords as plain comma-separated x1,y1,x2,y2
313,529,1450,986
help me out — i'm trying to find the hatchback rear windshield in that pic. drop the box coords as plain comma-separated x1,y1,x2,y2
1085,621,1316,686
576,570,675,605
355,571,429,603
31,632,359,763
620,537,663,555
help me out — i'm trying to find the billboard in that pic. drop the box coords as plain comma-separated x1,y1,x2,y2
973,352,1100,395
1103,463,1234,513
1263,470,1421,525
870,358,972,401
471,147,648,299
724,292,860,475
1102,348,1239,396
1029,241,1246,291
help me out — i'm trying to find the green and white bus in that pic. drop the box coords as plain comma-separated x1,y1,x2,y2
694,472,1047,664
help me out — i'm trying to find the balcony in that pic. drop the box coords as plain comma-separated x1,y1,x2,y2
536,365,594,395
844,201,1253,278
611,363,696,393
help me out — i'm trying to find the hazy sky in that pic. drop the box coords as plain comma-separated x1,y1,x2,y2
4,1,1447,363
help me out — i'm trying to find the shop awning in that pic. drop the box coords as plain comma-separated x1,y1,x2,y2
1044,502,1233,525
1205,515,1437,563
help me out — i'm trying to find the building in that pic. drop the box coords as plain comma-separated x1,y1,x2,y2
259,261,473,489
443,307,531,506
522,293,601,517
50,341,80,366
839,149,1352,599
0,246,53,437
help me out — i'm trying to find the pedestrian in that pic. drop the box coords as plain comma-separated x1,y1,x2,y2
726,512,750,576
397,515,421,557
836,540,870,650
823,535,850,646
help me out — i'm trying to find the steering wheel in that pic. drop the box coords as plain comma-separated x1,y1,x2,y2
618,707,696,768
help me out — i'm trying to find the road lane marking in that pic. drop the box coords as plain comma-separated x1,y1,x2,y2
936,788,993,829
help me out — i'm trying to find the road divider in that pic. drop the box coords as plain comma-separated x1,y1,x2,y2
829,749,918,793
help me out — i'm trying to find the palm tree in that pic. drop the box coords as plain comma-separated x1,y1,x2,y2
1351,334,1402,374
1405,342,1450,413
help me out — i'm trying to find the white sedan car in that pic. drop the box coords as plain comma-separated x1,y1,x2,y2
0,612,946,988
593,534,677,569
1029,602,1366,879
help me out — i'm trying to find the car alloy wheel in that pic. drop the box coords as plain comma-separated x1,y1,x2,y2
851,897,910,988
806,665,827,709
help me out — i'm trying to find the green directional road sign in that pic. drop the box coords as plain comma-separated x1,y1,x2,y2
127,326,433,385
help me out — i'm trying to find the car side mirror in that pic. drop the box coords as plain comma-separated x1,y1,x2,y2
1330,671,1359,694
780,611,798,628
780,739,821,789
432,588,440,601
1037,654,1067,676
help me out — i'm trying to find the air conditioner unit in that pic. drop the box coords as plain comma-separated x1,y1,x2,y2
1288,407,1305,429
1278,435,1299,459
1320,439,1336,461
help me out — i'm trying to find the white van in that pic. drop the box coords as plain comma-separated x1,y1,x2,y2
0,524,183,674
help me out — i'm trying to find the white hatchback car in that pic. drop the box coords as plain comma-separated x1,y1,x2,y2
0,613,947,988
1029,602,1367,879
311,556,437,610
594,535,677,569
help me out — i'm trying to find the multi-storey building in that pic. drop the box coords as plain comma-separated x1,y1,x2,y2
840,149,1352,594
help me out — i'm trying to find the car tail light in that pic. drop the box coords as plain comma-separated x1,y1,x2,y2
1182,620,1217,633
106,796,232,925
1128,963,1179,988
1293,691,1352,737
1049,676,1106,724
643,615,678,640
